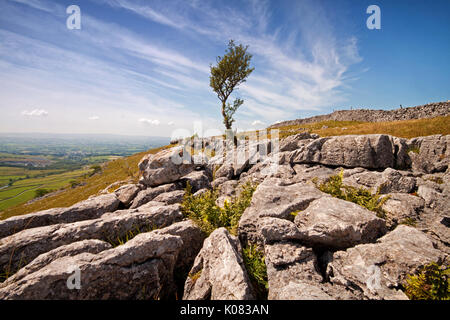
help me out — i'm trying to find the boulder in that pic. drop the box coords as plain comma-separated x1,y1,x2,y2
179,170,211,192
279,132,317,152
290,134,397,169
0,204,183,276
130,182,182,209
152,190,185,205
0,194,120,239
1,239,112,286
264,241,332,300
114,184,141,206
409,135,449,173
294,197,387,249
183,228,255,300
238,179,326,245
139,147,195,187
326,225,446,300
343,168,416,194
0,233,183,299
381,193,424,227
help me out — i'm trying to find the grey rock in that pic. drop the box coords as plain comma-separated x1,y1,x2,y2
238,179,326,245
0,194,120,239
130,182,181,209
265,242,332,300
381,193,424,227
183,228,255,300
279,132,316,152
326,225,446,300
114,184,141,206
409,135,449,173
139,147,195,187
180,170,211,192
152,190,185,205
294,197,387,249
290,134,398,169
0,233,183,299
1,239,112,286
0,204,183,276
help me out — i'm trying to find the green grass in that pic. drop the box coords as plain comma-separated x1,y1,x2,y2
181,180,257,235
0,145,171,220
314,170,389,219
404,262,449,300
0,168,92,211
242,244,268,299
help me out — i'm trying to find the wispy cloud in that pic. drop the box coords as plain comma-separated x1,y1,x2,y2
139,118,160,126
88,116,100,120
21,109,48,116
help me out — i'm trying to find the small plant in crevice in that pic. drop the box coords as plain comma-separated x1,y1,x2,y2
181,181,258,236
242,244,268,300
399,217,417,227
406,145,420,155
105,224,157,247
404,262,449,300
314,170,389,219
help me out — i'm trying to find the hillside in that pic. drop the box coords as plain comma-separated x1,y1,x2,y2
269,101,450,129
0,117,448,300
2,115,449,221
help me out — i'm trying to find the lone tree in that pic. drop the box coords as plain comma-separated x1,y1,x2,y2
210,40,254,130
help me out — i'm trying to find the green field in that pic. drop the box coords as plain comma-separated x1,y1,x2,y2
0,167,91,211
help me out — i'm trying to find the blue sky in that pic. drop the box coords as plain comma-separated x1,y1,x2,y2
0,0,449,137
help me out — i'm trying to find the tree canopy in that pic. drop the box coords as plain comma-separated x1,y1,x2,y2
210,40,254,130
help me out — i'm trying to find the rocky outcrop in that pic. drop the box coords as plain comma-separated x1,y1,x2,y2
138,147,196,187
131,183,182,209
409,135,449,173
0,204,183,275
294,197,387,249
0,127,448,301
183,228,255,300
270,101,450,128
0,220,205,300
326,225,446,300
0,194,120,239
289,135,400,169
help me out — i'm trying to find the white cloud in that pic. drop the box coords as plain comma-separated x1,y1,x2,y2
88,116,100,120
139,118,160,125
167,121,175,126
251,120,264,126
21,109,48,116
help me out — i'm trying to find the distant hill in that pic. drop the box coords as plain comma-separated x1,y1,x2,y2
269,101,450,128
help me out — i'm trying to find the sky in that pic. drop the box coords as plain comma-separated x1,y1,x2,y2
0,0,449,138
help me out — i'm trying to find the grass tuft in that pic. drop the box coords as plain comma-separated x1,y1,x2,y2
404,262,449,300
315,170,389,218
181,181,257,235
242,244,268,299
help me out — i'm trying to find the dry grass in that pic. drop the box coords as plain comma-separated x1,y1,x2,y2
275,116,450,139
0,145,170,220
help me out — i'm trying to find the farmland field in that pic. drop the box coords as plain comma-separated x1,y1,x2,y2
0,133,169,213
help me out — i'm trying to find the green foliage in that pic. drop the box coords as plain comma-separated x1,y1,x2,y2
399,217,417,227
89,165,102,176
34,188,52,198
181,181,257,235
404,262,450,300
315,170,389,218
289,210,301,217
210,40,254,130
105,224,157,247
406,145,420,154
242,244,268,299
